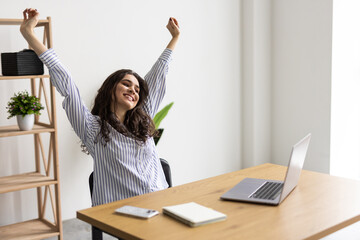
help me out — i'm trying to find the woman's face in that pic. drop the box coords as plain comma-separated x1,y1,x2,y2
114,74,140,111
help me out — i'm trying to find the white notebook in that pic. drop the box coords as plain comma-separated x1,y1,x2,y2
162,202,227,227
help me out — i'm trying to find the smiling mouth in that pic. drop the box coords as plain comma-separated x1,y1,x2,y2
124,94,134,102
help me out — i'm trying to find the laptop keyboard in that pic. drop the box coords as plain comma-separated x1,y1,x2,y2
250,182,284,200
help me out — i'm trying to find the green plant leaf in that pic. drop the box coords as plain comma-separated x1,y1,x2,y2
6,90,44,119
153,102,174,129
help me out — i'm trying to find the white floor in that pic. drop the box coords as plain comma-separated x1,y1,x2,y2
321,221,360,240
45,218,117,240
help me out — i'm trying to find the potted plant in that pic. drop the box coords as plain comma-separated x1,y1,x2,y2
153,102,174,145
6,90,44,131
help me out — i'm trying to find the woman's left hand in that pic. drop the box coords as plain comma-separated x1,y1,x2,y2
167,17,180,39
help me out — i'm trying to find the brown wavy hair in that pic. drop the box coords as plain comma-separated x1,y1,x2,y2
91,69,156,145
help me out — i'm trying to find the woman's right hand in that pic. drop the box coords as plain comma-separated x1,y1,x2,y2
20,8,39,37
19,8,48,55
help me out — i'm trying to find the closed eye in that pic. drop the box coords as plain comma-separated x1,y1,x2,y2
120,79,140,93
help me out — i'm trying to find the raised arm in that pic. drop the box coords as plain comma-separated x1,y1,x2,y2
20,8,48,55
142,18,180,117
20,9,99,153
166,17,180,50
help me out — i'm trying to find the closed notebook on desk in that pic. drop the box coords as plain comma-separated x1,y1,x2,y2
162,202,226,227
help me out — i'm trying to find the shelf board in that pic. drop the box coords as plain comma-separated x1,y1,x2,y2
0,219,59,240
0,18,49,27
0,124,55,138
0,75,50,80
0,172,57,194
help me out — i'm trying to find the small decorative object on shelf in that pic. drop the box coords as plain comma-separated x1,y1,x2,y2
16,114,35,131
6,90,44,130
1,49,44,76
153,102,174,145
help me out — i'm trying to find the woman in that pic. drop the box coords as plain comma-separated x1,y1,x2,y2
20,8,180,206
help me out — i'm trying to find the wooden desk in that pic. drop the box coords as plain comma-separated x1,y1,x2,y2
77,163,360,240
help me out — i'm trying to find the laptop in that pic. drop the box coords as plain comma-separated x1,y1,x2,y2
220,133,311,205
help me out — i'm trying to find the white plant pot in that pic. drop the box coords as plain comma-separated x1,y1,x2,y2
16,114,35,131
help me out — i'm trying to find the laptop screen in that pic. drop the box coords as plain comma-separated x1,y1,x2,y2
279,134,311,202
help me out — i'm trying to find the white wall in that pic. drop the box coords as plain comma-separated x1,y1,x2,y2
271,0,333,173
241,0,333,173
331,0,360,180
0,0,241,223
241,0,272,168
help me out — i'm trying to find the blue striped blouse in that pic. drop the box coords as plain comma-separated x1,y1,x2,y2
39,48,172,206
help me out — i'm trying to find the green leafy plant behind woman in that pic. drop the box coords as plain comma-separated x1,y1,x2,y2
6,90,44,119
153,102,174,145
153,102,174,129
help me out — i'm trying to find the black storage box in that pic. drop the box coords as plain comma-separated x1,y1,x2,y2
1,49,44,76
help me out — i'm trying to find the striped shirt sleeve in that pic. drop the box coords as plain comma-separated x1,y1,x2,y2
39,49,98,154
143,48,173,118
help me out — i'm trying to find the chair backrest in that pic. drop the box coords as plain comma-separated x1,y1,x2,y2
89,158,172,197
160,158,172,187
89,171,94,197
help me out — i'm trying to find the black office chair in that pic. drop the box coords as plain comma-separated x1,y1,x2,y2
89,158,172,240
159,158,172,188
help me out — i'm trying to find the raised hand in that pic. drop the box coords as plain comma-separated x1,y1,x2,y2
166,17,180,50
167,17,180,38
20,8,39,36
19,8,47,55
